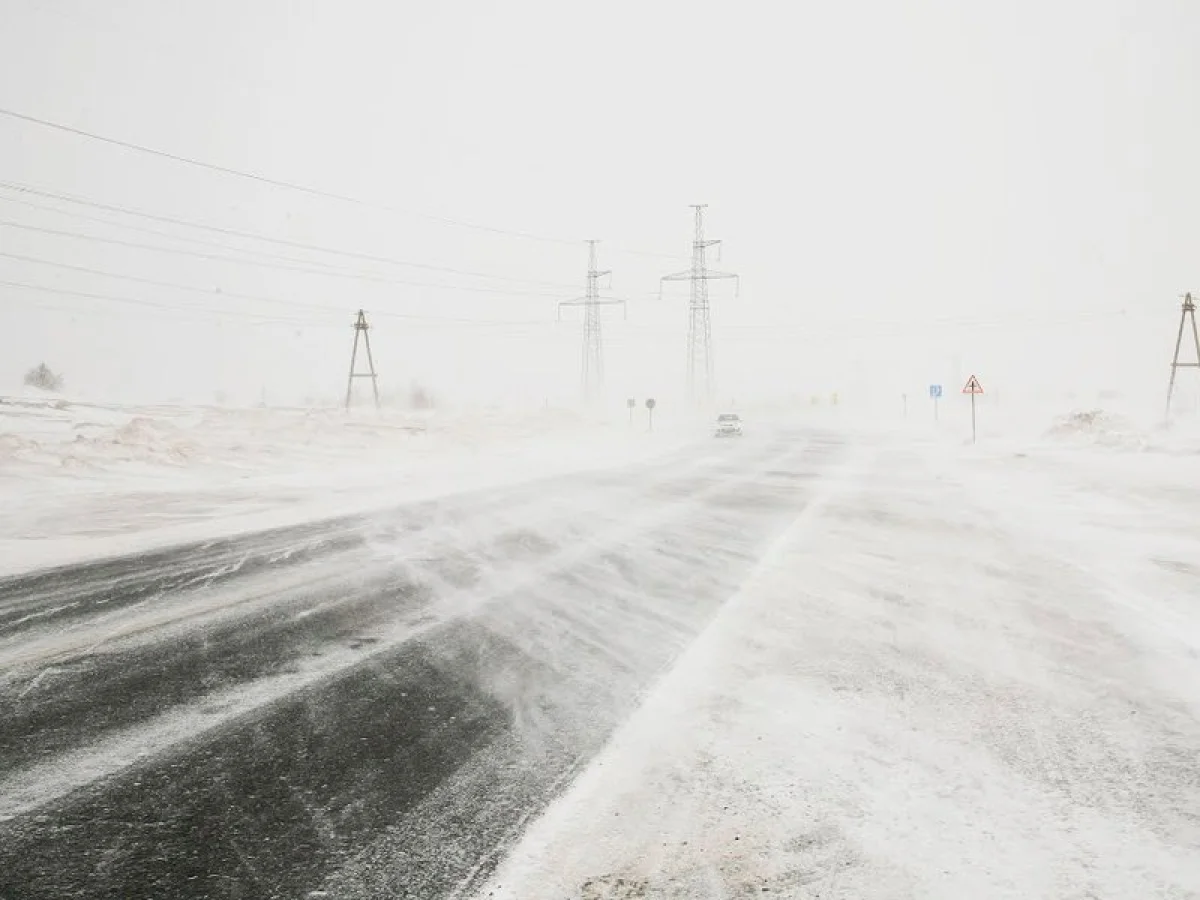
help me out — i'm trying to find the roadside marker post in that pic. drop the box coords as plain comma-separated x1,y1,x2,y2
627,398,635,426
961,375,984,443
645,397,656,431
929,384,942,421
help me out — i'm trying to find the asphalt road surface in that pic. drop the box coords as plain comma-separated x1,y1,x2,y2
0,428,843,899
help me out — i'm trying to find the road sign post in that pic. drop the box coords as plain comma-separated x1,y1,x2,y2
929,384,942,421
962,375,983,443
627,398,635,426
645,397,656,431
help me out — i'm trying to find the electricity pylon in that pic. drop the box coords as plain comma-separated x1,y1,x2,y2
344,308,380,410
1166,292,1200,421
659,205,738,405
558,240,625,403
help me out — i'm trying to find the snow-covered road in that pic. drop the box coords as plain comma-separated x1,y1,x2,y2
2,419,1197,899
481,436,1200,899
0,426,840,898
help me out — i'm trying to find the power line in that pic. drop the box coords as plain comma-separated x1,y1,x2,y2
0,277,322,324
0,185,580,290
0,177,684,267
0,217,592,300
0,106,687,260
3,297,331,329
0,106,525,234
0,272,553,328
0,196,650,301
0,248,357,316
601,308,1146,343
0,191,402,281
0,195,605,302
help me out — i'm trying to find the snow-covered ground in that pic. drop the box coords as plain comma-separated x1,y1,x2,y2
478,413,1200,899
0,390,700,575
4,385,1199,895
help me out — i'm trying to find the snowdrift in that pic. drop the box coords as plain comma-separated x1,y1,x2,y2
1042,409,1149,451
0,393,695,574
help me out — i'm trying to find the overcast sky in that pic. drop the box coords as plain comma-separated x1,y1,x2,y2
1,0,1199,412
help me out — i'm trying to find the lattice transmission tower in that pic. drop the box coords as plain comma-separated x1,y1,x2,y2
558,240,625,403
1166,291,1200,421
344,308,380,410
660,205,739,405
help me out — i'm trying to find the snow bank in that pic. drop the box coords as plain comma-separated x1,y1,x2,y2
1026,407,1200,457
1042,409,1150,451
0,393,699,574
829,387,1200,459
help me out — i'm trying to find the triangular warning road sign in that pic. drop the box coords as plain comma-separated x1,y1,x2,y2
962,375,984,394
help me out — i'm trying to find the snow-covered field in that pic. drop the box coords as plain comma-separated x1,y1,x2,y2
479,412,1200,899
0,390,698,574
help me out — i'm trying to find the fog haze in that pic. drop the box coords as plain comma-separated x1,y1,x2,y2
2,0,1198,411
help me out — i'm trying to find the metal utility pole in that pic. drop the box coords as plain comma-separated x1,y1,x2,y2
344,308,380,410
558,240,625,403
660,205,739,406
1166,292,1200,421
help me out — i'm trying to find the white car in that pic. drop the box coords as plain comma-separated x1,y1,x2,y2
714,413,743,437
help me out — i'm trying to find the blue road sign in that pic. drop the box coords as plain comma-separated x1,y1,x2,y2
929,384,943,399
